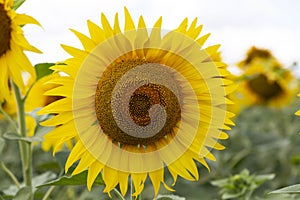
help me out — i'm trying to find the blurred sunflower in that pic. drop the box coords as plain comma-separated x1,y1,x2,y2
237,46,296,107
0,0,41,102
0,72,67,150
38,8,235,197
26,72,72,151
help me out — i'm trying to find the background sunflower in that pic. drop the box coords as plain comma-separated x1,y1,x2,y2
0,0,41,102
236,46,297,108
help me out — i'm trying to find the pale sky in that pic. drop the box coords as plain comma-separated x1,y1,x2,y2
19,0,300,74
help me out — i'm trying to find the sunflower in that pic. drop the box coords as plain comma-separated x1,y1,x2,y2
38,8,235,197
237,46,281,69
0,0,41,102
0,72,67,150
26,72,73,151
238,47,296,107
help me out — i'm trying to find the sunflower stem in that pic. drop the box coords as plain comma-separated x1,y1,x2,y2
42,170,63,200
42,186,55,200
130,178,133,200
23,82,35,102
112,188,126,200
0,162,21,189
12,82,33,199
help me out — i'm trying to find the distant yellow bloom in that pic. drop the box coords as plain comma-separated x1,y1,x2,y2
0,73,65,150
39,8,235,197
0,89,16,116
237,46,281,69
25,73,62,112
0,0,41,102
238,47,296,107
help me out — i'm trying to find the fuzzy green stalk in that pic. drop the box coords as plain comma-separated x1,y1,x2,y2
12,81,33,199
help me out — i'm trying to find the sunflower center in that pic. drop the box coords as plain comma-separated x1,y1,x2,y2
248,74,283,100
0,3,12,57
95,58,181,146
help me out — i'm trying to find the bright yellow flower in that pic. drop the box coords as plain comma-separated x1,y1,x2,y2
0,88,16,117
38,8,235,197
238,47,296,107
237,46,281,70
25,73,62,112
26,73,72,151
0,73,64,150
0,0,41,102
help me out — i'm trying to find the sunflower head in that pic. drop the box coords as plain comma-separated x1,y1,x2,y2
39,8,235,198
0,1,12,58
237,47,297,107
0,0,41,102
237,46,280,69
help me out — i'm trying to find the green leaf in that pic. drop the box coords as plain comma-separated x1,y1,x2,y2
12,0,25,10
3,132,42,143
222,191,244,199
0,138,5,155
34,63,55,81
211,178,229,187
157,194,186,200
32,172,56,191
269,184,300,194
254,174,275,185
13,187,31,200
37,170,104,188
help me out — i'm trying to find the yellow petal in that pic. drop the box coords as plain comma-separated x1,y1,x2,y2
0,58,10,100
72,151,96,175
37,98,72,114
87,161,104,190
70,29,96,52
101,13,113,37
118,171,129,196
113,13,121,34
26,115,36,137
14,14,41,26
149,169,164,196
196,33,210,47
40,112,73,126
124,7,135,31
87,20,105,43
61,44,88,59
131,173,147,196
103,167,119,193
65,141,86,172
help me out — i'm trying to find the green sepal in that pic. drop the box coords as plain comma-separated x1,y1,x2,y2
34,63,55,81
12,0,25,10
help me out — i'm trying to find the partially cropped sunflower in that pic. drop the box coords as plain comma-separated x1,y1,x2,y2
0,72,66,150
0,0,41,102
238,47,296,107
38,8,235,197
26,73,72,151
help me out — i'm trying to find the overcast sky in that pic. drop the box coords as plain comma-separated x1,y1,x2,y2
19,0,300,73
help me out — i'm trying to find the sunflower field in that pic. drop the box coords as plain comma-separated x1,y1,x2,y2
1,0,300,200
